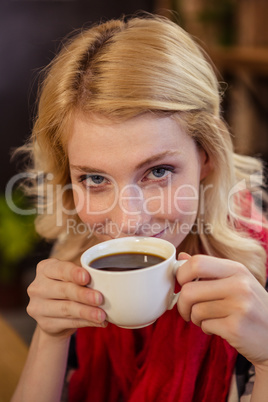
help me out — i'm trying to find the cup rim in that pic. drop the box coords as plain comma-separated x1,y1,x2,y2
80,236,176,274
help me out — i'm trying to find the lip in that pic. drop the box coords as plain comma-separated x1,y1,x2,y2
151,228,167,238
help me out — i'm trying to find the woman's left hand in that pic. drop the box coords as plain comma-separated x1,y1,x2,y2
176,254,268,367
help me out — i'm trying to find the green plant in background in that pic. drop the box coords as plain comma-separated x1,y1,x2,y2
0,191,39,284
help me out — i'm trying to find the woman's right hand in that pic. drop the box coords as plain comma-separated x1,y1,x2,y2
27,258,107,338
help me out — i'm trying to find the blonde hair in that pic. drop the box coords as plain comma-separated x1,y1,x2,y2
18,14,267,284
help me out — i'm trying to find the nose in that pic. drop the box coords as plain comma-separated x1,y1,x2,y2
108,184,150,236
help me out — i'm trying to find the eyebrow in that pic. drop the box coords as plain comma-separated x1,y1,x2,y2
69,150,181,174
135,150,180,170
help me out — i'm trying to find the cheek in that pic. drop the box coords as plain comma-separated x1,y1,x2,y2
72,189,117,222
142,187,169,215
143,182,200,218
167,183,199,219
72,190,85,217
173,188,199,217
72,191,108,226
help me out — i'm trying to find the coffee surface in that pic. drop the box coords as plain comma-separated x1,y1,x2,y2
90,252,165,271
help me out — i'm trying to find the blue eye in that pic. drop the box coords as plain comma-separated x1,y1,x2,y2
90,175,105,184
145,166,174,181
151,168,168,178
80,174,108,188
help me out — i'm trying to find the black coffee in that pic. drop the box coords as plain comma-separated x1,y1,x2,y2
90,252,165,271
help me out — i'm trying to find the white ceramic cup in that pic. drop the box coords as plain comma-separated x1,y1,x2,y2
80,236,186,329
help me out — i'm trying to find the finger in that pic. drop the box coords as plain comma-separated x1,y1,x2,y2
46,300,106,323
178,278,230,321
38,259,91,286
190,300,229,327
27,299,106,325
177,254,247,285
178,272,259,323
30,279,103,306
38,316,108,335
200,317,231,337
178,252,191,261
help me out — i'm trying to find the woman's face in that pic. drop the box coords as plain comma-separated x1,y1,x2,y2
68,113,210,249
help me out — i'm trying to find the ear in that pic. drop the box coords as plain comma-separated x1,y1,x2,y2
199,148,212,181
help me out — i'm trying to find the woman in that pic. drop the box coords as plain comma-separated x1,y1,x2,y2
12,14,268,401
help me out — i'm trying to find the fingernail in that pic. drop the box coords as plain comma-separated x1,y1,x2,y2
95,292,103,305
97,309,106,323
80,271,87,283
179,252,191,258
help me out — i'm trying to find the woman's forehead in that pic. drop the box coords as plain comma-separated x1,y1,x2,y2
67,112,199,172
68,112,187,149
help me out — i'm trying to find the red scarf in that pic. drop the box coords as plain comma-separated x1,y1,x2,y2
68,307,237,402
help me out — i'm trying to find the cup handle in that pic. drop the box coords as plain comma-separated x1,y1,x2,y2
167,259,187,310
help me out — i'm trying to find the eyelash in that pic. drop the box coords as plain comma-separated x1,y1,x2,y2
78,174,109,189
142,165,175,182
78,165,175,189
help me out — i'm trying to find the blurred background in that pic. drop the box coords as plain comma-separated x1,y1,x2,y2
0,0,268,391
